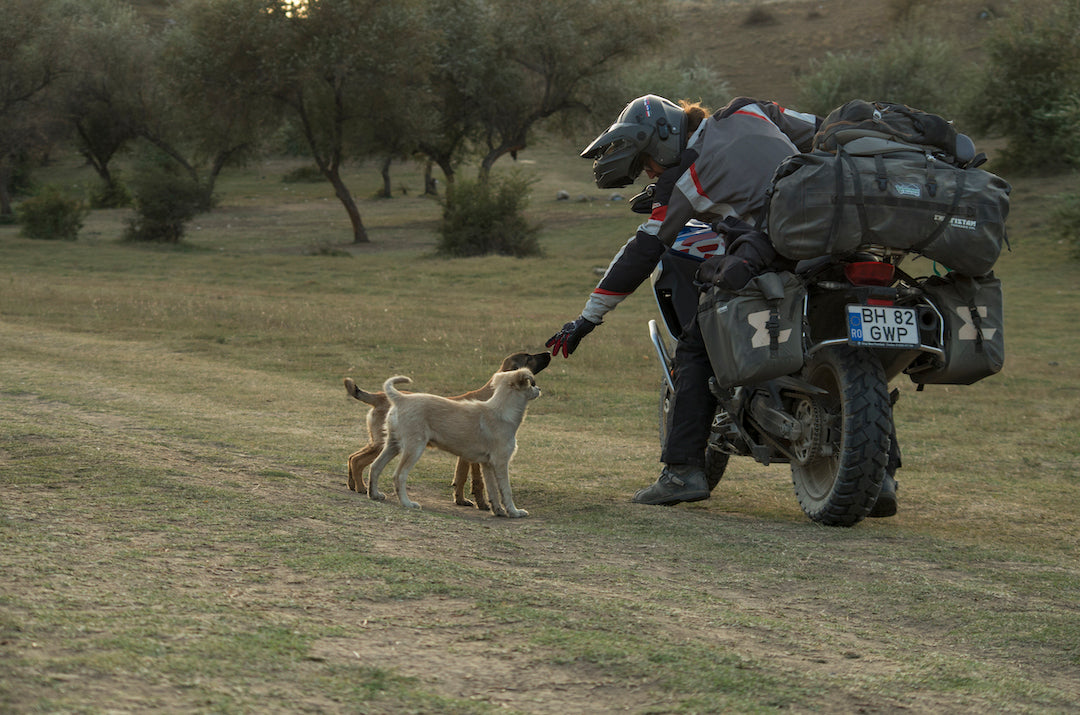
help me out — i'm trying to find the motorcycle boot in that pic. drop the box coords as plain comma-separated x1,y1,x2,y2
632,464,711,506
870,421,901,518
869,474,898,518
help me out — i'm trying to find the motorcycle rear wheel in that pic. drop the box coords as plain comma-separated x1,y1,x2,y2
659,383,729,490
791,346,891,526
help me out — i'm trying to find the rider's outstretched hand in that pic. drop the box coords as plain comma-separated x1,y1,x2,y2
546,316,598,358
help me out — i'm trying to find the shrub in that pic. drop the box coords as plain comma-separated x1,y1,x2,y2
965,0,1080,173
89,178,132,209
743,6,776,26
124,163,204,244
622,55,731,110
282,165,325,183
887,0,930,23
437,173,542,258
797,35,973,119
16,185,87,241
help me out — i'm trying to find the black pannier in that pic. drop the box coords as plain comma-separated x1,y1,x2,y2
905,272,1005,386
698,271,806,389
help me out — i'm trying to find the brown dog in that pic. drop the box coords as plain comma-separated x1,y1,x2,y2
367,369,540,516
343,351,551,507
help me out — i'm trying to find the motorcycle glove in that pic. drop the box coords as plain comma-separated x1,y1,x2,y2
546,316,598,358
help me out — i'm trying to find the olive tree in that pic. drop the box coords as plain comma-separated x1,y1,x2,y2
0,0,71,216
475,0,656,179
262,0,435,243
150,0,286,208
60,0,150,207
418,0,657,185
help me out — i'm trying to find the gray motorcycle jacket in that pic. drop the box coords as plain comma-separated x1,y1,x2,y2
581,98,819,325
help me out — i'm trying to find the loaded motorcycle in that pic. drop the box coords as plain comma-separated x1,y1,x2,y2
648,213,1005,527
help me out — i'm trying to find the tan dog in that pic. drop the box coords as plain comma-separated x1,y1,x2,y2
343,351,550,507
367,368,541,517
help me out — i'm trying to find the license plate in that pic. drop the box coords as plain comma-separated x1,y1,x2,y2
847,305,919,347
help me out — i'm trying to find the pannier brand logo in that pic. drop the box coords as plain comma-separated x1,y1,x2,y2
956,305,997,341
894,182,922,198
748,310,793,349
933,214,978,231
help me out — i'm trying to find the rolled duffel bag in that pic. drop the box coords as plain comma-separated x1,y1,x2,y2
698,271,805,389
768,137,1011,275
906,272,1005,386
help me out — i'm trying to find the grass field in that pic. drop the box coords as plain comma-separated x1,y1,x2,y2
2,141,1079,713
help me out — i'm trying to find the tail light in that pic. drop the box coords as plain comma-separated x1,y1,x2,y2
844,261,895,287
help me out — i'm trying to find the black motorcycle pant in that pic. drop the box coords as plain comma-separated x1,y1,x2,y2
661,310,716,468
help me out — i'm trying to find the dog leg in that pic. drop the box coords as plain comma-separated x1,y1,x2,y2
367,440,400,502
451,457,472,507
392,443,426,510
347,445,380,493
468,463,488,510
493,461,528,518
347,451,361,492
480,464,509,517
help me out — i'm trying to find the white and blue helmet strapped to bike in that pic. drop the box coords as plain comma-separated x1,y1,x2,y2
581,95,688,189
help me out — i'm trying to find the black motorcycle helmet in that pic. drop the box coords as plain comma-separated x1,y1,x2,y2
580,95,688,189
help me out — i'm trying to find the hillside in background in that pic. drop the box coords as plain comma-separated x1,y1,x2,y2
124,0,997,112
672,0,996,108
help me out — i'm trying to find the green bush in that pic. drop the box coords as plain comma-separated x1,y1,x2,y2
124,163,204,243
437,173,542,258
797,35,972,119
89,178,132,209
965,1,1080,173
282,165,326,184
622,55,731,111
16,185,87,241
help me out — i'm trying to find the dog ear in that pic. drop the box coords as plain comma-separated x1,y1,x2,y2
514,369,535,390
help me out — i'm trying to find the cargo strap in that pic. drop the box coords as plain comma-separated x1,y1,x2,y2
968,303,985,354
954,275,986,355
831,148,966,255
757,272,789,357
765,308,782,354
911,157,966,254
827,148,868,254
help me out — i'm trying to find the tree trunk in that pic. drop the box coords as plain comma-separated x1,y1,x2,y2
327,168,369,243
423,160,438,196
204,146,248,211
380,156,392,199
479,141,524,182
294,92,369,243
0,161,12,216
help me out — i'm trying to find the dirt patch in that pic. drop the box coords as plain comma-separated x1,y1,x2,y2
4,323,1078,713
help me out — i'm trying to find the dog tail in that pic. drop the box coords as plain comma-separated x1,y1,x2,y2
383,375,412,402
343,378,382,406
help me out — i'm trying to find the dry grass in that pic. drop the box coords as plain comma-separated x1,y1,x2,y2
1,142,1079,712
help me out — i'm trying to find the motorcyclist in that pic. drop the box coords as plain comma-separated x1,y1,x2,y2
546,94,897,517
